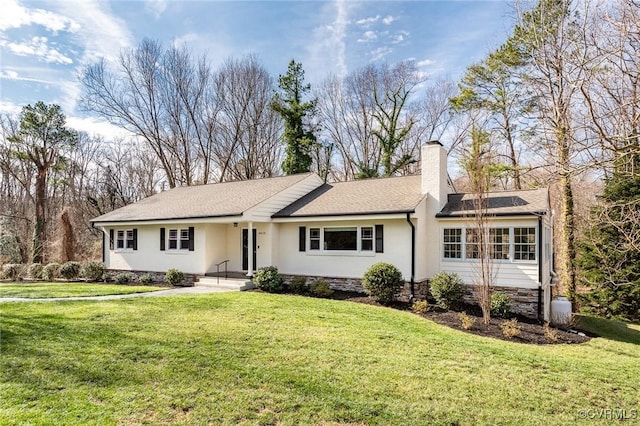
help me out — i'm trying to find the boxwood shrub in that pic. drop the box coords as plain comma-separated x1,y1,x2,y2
253,266,284,293
430,272,465,309
362,262,404,305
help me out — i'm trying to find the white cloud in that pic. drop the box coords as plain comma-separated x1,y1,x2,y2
0,0,80,33
370,46,392,62
392,34,404,44
356,15,379,26
382,15,395,25
0,36,73,64
417,59,434,68
308,0,349,79
357,30,377,43
66,115,132,140
53,0,134,64
145,0,168,19
0,100,22,115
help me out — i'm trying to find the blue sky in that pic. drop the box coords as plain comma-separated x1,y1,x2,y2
0,0,515,139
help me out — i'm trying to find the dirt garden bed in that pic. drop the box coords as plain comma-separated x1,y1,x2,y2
329,291,592,345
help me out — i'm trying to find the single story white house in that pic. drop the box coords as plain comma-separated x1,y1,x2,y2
91,142,553,320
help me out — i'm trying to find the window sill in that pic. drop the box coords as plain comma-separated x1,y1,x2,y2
114,249,135,253
166,250,191,255
307,250,376,257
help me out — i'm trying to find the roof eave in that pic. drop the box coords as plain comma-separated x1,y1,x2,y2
436,211,548,218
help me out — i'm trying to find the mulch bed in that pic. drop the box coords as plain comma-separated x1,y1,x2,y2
331,292,592,345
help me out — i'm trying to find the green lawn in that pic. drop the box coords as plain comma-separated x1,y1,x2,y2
0,282,165,298
0,293,638,425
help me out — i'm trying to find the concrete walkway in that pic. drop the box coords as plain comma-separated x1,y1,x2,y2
0,285,232,303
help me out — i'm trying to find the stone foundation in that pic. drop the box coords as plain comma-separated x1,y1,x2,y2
462,285,540,319
106,269,196,287
282,274,366,293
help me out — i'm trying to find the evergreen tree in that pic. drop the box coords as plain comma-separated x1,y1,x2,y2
577,155,640,321
270,60,317,175
8,102,77,263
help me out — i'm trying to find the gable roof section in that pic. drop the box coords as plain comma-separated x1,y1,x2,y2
273,175,424,218
436,188,549,218
91,173,316,224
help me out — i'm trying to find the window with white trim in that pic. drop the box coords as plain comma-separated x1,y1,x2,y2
324,227,357,251
443,228,462,259
310,228,320,250
168,228,190,250
490,228,510,260
514,227,536,260
116,229,135,250
361,227,373,251
465,228,481,259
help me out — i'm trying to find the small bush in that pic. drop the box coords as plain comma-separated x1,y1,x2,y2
500,318,521,340
138,273,154,284
253,266,284,293
165,268,185,286
288,275,308,294
412,300,429,314
458,312,476,330
543,322,559,342
309,280,333,298
430,272,465,310
42,263,61,280
59,261,81,280
81,261,106,282
2,263,23,280
362,262,403,305
490,292,512,318
114,273,133,284
28,263,44,279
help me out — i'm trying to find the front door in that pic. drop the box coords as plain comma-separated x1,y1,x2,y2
242,228,257,271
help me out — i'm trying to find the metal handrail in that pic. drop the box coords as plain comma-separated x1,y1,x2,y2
214,259,230,285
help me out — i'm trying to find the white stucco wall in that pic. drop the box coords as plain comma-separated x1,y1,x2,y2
276,219,413,279
105,224,207,274
436,217,543,289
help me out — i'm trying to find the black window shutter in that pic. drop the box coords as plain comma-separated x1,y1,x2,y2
299,226,306,251
375,224,384,253
160,228,165,251
188,226,195,251
109,229,114,250
102,232,106,262
132,229,138,251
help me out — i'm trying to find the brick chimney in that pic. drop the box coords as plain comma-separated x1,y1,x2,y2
421,141,449,210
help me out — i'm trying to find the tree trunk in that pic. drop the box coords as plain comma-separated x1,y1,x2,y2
558,141,576,301
32,169,46,264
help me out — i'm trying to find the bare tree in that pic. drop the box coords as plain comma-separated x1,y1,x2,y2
213,55,282,181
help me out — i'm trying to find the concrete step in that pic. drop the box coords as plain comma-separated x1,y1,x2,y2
196,276,255,291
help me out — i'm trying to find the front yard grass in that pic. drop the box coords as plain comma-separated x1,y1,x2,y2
1,292,638,425
0,282,165,298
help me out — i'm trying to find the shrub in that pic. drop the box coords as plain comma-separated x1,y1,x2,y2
59,261,81,280
458,312,476,330
138,273,154,284
42,263,61,281
114,273,133,284
309,280,333,298
500,318,521,340
81,261,106,282
165,268,185,286
490,292,512,318
430,272,465,309
412,300,429,314
28,263,44,279
288,275,308,294
362,262,403,305
252,266,284,293
543,322,559,342
2,263,23,280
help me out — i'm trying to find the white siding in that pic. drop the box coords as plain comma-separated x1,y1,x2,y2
277,219,413,279
244,174,324,221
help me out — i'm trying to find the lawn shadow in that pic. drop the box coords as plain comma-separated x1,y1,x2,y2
577,315,640,345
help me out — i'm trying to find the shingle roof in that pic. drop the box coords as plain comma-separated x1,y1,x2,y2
273,175,425,217
91,173,315,223
436,189,549,217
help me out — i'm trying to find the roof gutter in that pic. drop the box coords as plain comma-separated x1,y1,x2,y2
537,215,543,323
406,212,415,301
